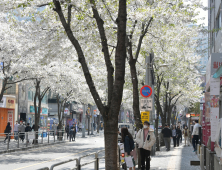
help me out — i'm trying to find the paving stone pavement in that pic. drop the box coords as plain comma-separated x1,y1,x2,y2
141,140,201,170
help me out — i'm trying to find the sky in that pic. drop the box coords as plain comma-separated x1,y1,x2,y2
197,0,208,26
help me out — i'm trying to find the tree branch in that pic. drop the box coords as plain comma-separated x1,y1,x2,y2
135,17,153,60
53,0,105,116
67,2,72,27
90,0,114,107
101,0,116,24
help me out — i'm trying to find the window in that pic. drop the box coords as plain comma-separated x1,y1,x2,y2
216,10,221,34
4,83,16,95
28,91,33,101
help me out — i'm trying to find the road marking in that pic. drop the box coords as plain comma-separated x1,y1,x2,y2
13,148,94,170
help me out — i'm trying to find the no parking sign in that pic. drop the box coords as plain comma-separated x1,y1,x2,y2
140,85,152,98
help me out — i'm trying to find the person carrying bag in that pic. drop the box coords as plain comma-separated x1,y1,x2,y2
121,127,136,170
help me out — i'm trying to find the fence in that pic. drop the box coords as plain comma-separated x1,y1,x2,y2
37,149,106,170
0,130,66,152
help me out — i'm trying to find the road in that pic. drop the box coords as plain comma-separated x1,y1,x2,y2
0,132,105,170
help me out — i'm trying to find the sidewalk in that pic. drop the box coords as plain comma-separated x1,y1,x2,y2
137,140,201,170
0,130,103,154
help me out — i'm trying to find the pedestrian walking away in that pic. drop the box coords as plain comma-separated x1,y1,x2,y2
161,124,172,151
18,122,26,142
183,126,190,146
65,124,70,139
25,123,32,143
121,127,136,170
14,121,19,141
136,121,156,170
172,126,177,147
4,122,12,143
192,120,201,152
70,124,76,141
52,123,57,136
176,126,182,147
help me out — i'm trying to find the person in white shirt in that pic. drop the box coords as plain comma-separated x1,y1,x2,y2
192,120,201,152
14,121,19,141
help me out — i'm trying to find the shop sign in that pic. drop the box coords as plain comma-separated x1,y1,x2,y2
8,110,13,131
30,106,48,115
64,108,69,115
190,114,200,117
42,108,48,115
6,97,15,109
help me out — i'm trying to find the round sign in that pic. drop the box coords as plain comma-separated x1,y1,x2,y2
140,85,152,98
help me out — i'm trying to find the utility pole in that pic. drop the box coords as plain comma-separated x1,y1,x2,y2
82,104,86,138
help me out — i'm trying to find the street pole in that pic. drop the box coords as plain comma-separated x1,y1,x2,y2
82,104,86,138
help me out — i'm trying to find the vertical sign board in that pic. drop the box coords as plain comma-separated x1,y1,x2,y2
8,110,13,132
210,76,220,142
141,111,150,124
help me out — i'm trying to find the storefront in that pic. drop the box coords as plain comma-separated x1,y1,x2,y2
28,105,48,130
0,95,16,135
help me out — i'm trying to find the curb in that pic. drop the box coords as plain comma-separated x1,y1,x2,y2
0,141,67,154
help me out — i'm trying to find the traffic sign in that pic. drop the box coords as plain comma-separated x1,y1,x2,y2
140,98,152,111
140,85,152,98
141,111,150,124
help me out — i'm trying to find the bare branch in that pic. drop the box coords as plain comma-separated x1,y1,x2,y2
101,0,116,24
135,17,153,60
67,3,72,27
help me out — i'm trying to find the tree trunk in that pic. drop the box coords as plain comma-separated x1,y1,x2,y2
129,60,142,130
0,78,8,102
155,117,160,151
34,81,41,144
104,118,118,169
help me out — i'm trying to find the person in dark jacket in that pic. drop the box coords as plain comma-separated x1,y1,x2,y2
25,123,32,143
4,122,12,143
70,124,76,141
176,126,182,146
121,127,135,170
65,125,70,140
161,124,172,151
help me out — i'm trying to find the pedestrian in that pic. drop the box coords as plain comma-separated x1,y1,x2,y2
176,126,182,147
192,120,201,152
161,124,172,151
14,121,19,141
79,123,82,132
25,123,32,143
70,124,76,141
100,122,103,130
183,125,190,146
136,121,156,170
172,126,177,147
4,122,11,143
18,122,26,142
121,127,135,170
65,124,70,139
52,123,57,136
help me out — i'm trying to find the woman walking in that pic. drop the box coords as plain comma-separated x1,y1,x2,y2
172,126,177,147
4,122,11,143
176,126,182,147
183,126,190,146
121,127,135,170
